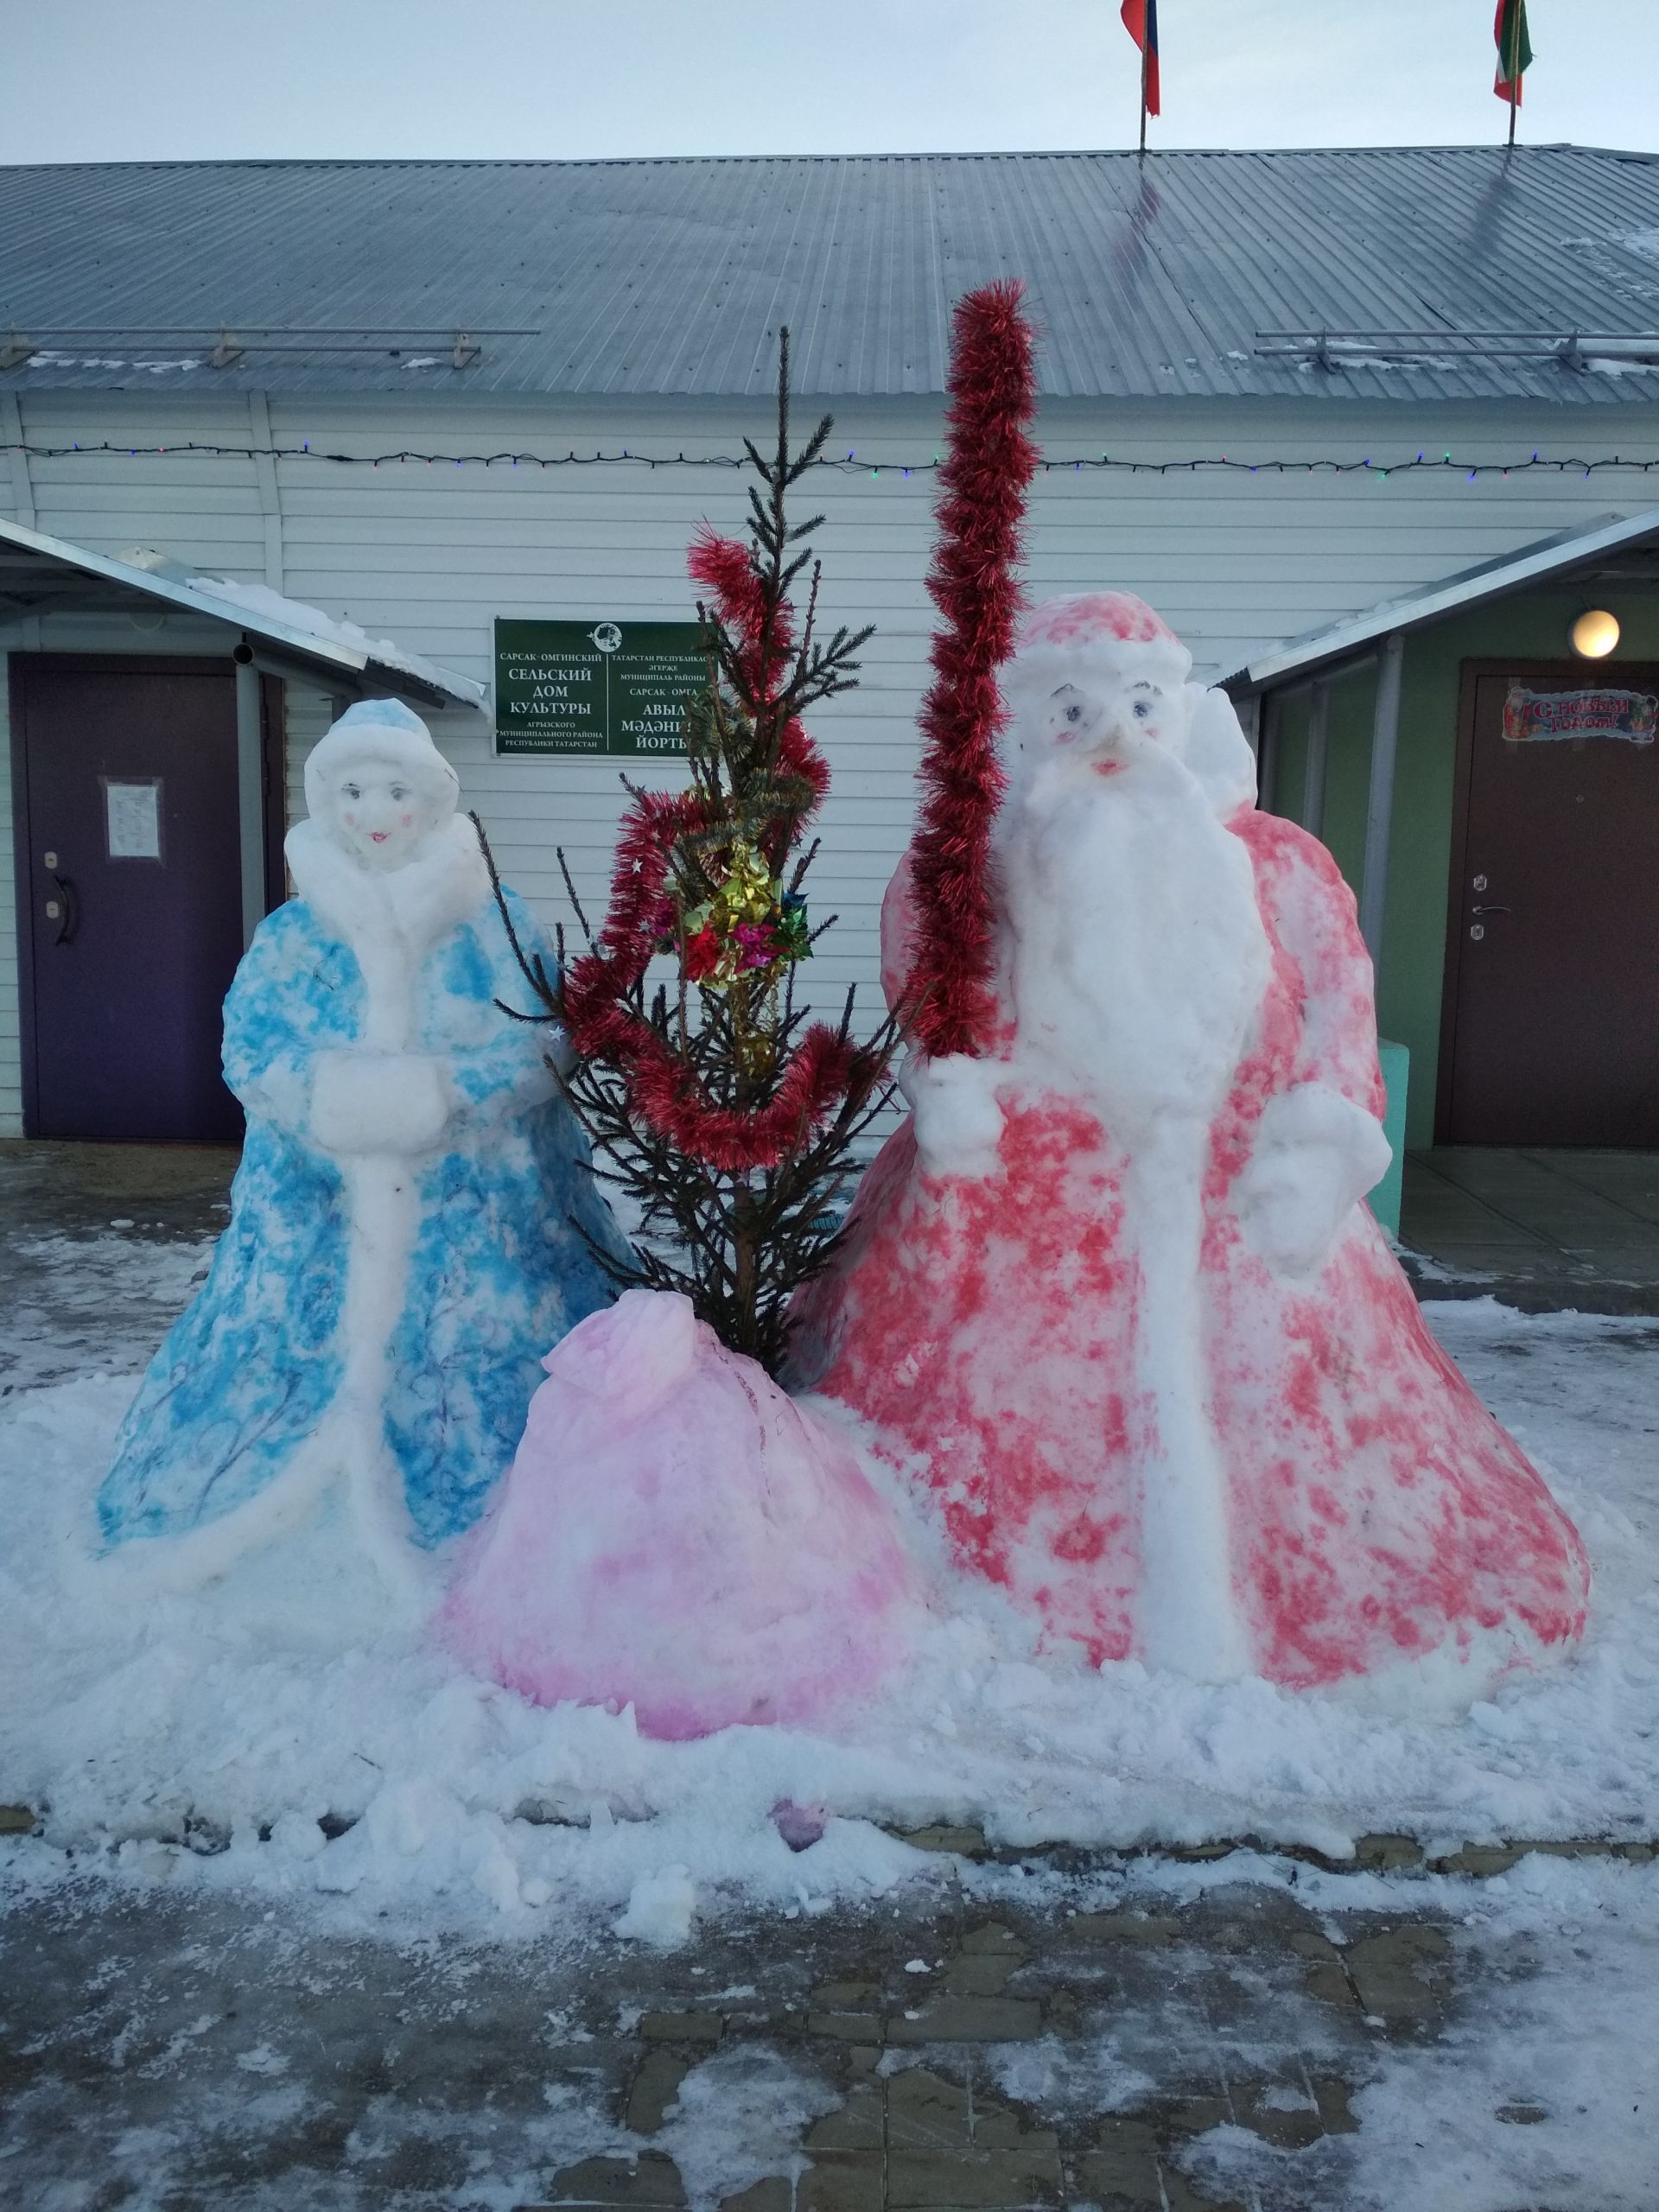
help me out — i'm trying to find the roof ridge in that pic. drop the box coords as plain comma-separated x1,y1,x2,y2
0,143,1649,175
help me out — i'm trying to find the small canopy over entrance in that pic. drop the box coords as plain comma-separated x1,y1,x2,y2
0,514,483,709
1225,506,1659,1155
5,518,488,1143
1,514,485,950
1222,504,1659,959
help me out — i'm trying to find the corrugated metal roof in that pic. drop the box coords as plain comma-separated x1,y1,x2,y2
3,147,1659,403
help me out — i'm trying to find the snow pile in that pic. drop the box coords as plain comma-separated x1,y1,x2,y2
440,1290,918,1738
2,1290,1656,1936
614,1865,699,1948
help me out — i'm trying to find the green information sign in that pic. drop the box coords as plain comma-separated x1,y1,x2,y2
493,618,707,757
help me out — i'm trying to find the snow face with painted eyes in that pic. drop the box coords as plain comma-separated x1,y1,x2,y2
330,766,427,872
998,647,1272,1134
1028,670,1186,775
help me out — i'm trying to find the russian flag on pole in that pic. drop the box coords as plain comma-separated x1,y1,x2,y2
1122,0,1161,118
1494,0,1532,103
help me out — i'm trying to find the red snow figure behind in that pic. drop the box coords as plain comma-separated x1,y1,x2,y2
792,591,1590,1701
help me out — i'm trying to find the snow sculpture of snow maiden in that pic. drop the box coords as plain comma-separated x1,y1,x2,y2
791,592,1590,1700
96,698,630,1599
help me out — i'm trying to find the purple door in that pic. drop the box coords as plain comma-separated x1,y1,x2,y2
12,656,283,1142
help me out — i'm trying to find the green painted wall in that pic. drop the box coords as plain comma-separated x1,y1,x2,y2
1262,583,1659,1147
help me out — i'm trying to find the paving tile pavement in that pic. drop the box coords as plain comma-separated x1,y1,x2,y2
0,1860,1496,2210
1400,1145,1659,1313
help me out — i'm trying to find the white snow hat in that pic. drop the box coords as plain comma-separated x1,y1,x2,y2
302,697,461,821
1001,591,1193,718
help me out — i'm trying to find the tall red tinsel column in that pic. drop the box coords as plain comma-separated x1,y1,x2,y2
906,280,1040,1058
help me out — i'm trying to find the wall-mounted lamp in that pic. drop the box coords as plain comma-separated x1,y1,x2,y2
1569,607,1620,659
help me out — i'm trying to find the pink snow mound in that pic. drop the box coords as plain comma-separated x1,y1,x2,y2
437,1289,918,1739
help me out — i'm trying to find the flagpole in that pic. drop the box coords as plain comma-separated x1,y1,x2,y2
1504,10,1520,148
1507,30,1519,146
1140,33,1149,157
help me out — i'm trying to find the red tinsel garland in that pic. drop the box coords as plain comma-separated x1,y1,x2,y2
561,531,874,1172
689,526,830,819
906,280,1040,1058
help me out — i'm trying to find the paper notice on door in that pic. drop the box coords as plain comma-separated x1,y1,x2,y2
104,779,163,860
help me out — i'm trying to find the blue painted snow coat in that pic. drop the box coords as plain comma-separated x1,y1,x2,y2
97,806,628,1573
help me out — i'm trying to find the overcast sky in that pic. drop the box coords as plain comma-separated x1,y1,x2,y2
8,0,1656,163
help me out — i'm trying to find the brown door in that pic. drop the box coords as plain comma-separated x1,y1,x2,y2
1440,659,1659,1145
11,655,283,1142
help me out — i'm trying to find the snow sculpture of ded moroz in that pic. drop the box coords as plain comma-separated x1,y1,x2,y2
96,698,629,1592
791,591,1590,1697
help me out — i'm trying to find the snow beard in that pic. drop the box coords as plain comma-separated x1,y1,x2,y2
998,731,1272,1137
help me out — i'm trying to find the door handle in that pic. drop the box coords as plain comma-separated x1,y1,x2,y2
1471,904,1510,915
51,874,79,946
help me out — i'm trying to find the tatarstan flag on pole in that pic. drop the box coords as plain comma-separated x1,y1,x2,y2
1122,0,1161,119
1494,0,1532,105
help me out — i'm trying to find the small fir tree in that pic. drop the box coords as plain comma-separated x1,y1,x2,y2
481,329,900,1375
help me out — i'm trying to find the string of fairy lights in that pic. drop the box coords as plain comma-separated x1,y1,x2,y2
4,439,1659,481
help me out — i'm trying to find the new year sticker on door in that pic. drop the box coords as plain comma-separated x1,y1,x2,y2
1443,662,1659,1146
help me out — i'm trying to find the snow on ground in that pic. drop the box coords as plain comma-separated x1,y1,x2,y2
3,1231,213,1395
1150,1852,1659,2212
2,1244,1656,1936
5,1840,1656,2211
1020,1849,1659,2212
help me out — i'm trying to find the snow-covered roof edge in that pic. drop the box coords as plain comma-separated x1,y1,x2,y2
0,516,486,713
1224,505,1659,692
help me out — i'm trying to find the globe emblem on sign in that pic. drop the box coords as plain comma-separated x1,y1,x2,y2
591,622,623,653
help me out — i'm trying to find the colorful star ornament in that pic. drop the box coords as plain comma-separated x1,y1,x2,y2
666,839,813,991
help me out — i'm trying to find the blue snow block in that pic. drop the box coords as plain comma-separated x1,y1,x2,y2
1369,1039,1409,1236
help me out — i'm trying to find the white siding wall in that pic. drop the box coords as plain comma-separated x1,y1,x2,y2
4,384,1659,1135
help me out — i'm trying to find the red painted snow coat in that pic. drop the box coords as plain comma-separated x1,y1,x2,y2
790,808,1590,1691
